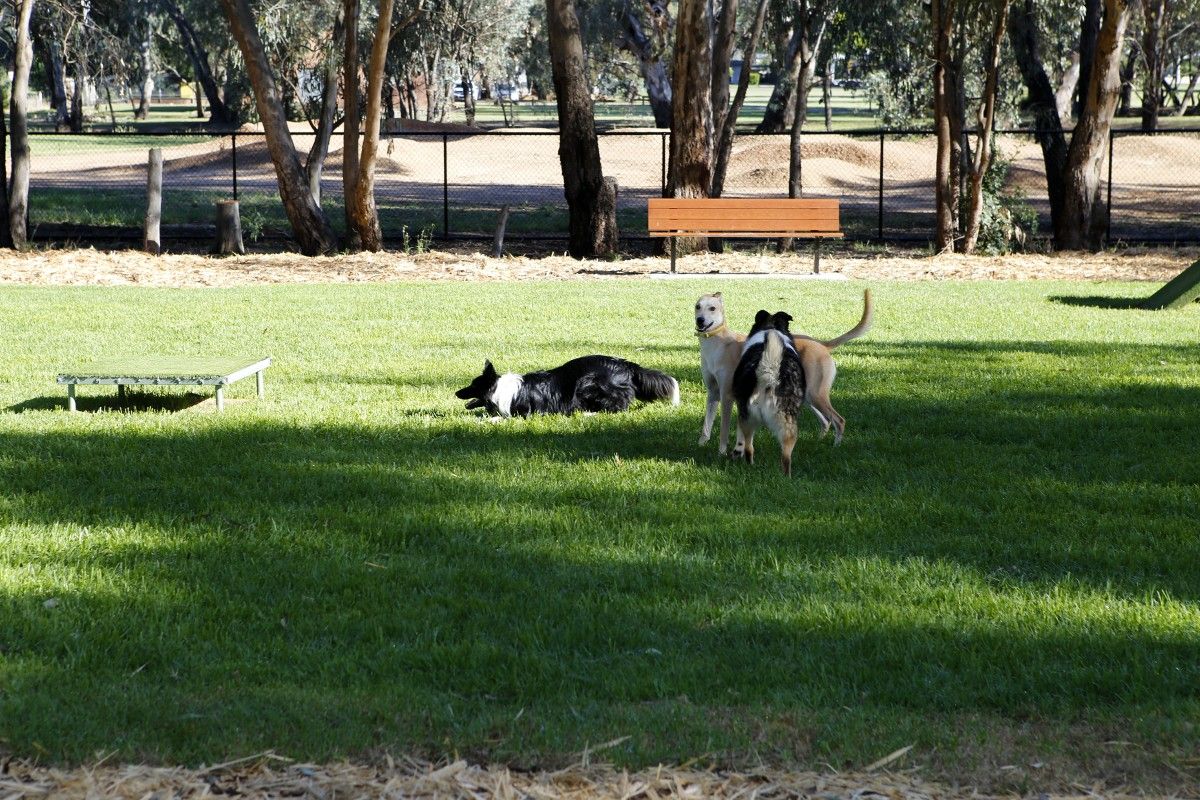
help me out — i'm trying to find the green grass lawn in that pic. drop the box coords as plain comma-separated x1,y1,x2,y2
0,279,1198,789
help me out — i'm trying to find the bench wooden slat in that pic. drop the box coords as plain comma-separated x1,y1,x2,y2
649,198,839,209
649,231,844,238
651,217,840,228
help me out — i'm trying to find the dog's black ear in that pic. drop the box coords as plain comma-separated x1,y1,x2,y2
483,359,497,376
754,309,770,323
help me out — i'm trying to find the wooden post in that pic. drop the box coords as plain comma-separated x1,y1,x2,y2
214,199,245,255
493,205,510,258
1141,259,1200,309
66,383,76,412
144,148,163,255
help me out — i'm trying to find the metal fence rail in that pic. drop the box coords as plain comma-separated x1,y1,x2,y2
22,127,1200,247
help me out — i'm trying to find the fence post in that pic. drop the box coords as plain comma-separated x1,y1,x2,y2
144,148,163,255
878,132,885,241
442,133,449,239
1106,130,1114,247
231,133,238,201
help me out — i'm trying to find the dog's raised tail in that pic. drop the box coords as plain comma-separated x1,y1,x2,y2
822,289,873,350
633,366,680,406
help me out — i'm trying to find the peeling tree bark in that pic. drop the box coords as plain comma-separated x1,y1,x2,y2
619,2,672,128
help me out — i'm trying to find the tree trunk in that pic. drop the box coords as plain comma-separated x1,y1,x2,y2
823,57,833,131
136,15,153,120
1140,0,1168,131
10,0,34,249
159,0,235,124
1008,0,1070,238
619,3,672,128
756,1,829,134
461,67,476,125
0,89,10,250
1054,50,1080,125
144,148,163,254
218,0,338,255
962,0,1010,254
1074,0,1102,120
711,0,769,196
546,0,618,256
349,0,395,252
669,0,713,205
306,9,344,206
932,0,956,252
1060,0,1133,250
343,0,362,248
1117,39,1138,115
47,40,70,131
711,0,738,144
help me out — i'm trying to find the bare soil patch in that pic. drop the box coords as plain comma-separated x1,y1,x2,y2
0,247,1194,288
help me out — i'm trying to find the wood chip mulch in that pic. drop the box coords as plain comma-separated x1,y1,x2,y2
0,246,1195,287
0,752,1173,799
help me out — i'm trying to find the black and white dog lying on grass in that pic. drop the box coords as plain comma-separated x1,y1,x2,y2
456,356,680,417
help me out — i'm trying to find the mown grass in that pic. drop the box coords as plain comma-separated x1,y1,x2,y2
0,279,1198,789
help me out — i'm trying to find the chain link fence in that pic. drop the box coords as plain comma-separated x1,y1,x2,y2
23,127,1200,248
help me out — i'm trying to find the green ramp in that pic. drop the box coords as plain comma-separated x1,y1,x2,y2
1142,258,1200,310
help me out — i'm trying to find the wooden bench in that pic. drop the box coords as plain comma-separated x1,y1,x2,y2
57,356,271,413
648,197,843,273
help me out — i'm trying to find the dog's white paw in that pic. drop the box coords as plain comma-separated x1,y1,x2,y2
698,432,710,446
717,443,728,455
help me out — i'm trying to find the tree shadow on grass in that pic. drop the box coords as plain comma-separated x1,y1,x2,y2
1,339,1198,779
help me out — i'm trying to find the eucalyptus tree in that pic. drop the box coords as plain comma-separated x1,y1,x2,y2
546,0,618,255
218,0,338,255
10,0,35,248
756,0,835,133
158,0,237,123
1009,0,1136,249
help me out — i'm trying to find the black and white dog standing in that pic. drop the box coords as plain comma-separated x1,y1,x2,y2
456,355,680,417
731,310,808,476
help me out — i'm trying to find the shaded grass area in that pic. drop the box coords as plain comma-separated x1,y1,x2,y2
0,280,1198,789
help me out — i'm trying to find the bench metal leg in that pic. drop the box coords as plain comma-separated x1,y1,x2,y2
256,370,265,399
118,384,127,402
67,383,76,412
215,386,225,413
671,237,677,274
813,240,821,274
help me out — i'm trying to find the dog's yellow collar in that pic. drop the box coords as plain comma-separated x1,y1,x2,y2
695,322,727,339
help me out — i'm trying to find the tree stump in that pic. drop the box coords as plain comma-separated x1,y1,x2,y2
214,200,245,255
143,148,163,255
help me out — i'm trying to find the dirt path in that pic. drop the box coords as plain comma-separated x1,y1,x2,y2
0,247,1194,287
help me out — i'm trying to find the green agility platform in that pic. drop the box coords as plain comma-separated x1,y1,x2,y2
57,356,271,412
1141,258,1200,310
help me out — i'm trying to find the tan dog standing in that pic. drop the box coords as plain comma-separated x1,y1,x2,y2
695,290,873,453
